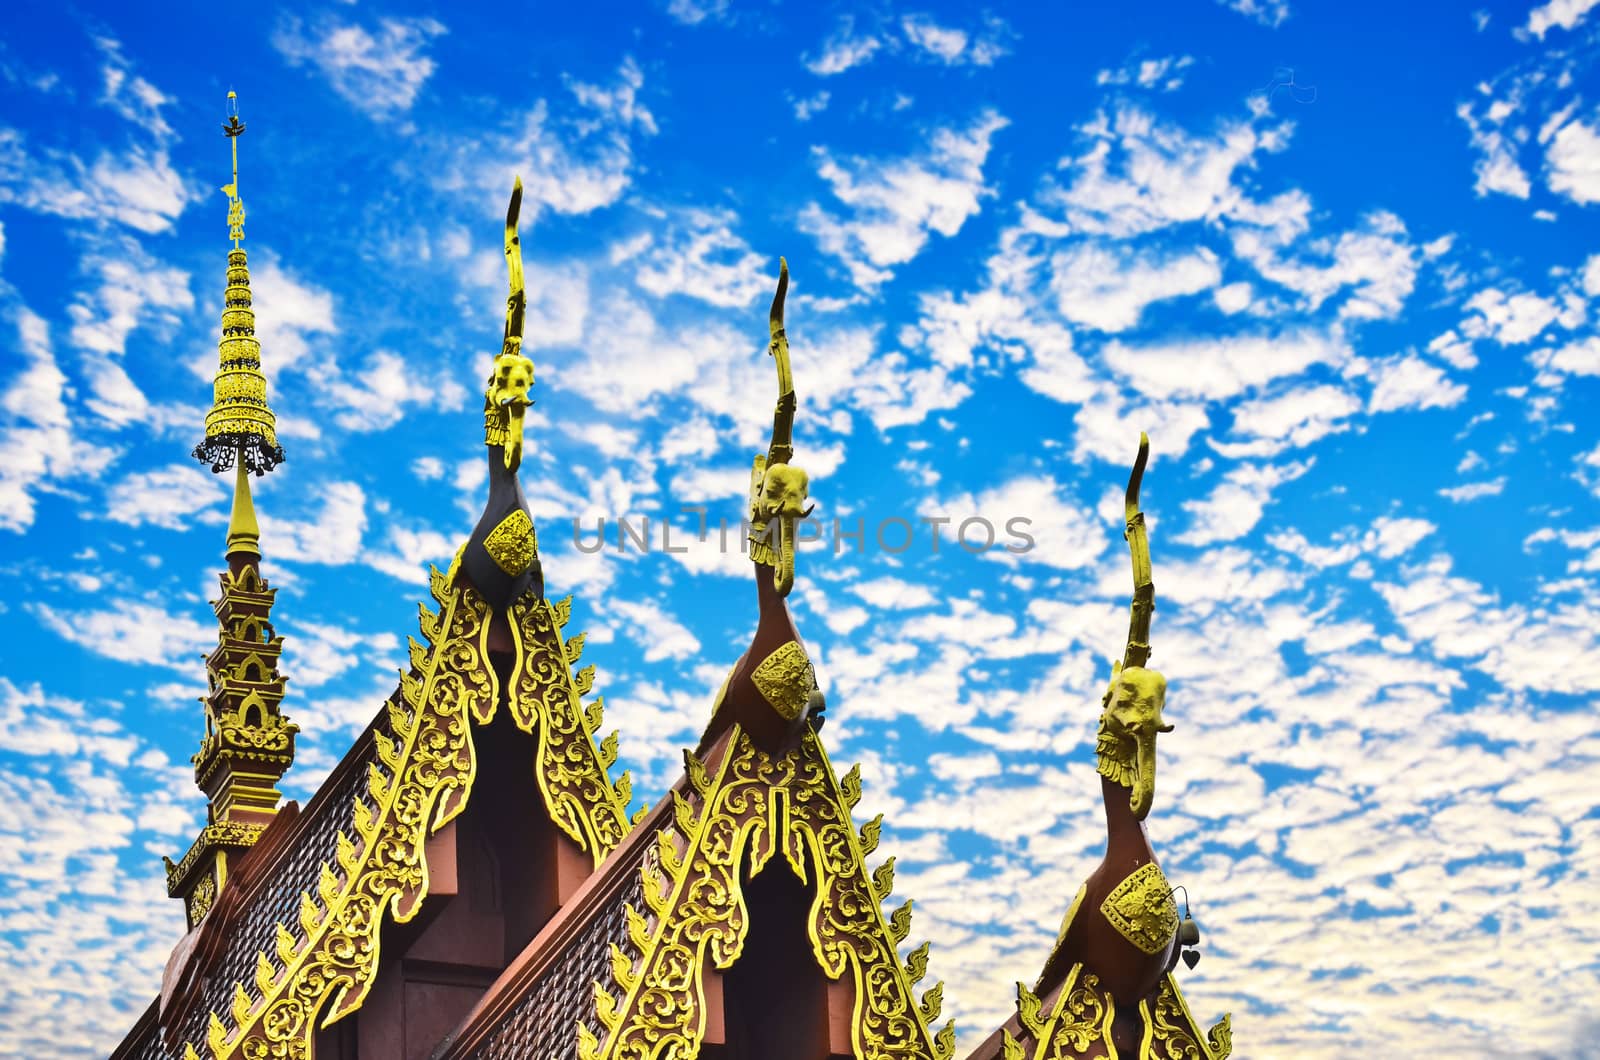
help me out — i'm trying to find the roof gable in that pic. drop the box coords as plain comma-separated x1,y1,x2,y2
586,724,952,1059
175,568,634,1059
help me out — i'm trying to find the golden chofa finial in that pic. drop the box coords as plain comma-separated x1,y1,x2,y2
1096,432,1173,821
483,176,535,471
747,258,814,598
194,91,283,478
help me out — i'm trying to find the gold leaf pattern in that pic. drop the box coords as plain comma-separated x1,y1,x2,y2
591,728,945,1059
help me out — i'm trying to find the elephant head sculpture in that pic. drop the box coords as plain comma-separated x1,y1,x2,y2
486,349,535,471
758,461,813,597
482,176,533,471
1096,661,1173,820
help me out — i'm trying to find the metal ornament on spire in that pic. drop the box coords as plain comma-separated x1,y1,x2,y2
194,91,284,476
747,258,813,598
1122,431,1154,671
482,176,535,472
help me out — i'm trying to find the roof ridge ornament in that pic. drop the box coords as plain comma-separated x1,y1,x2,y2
699,259,823,754
748,258,814,598
1096,431,1173,821
461,177,543,609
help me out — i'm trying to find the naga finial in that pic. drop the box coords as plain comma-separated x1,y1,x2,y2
484,177,535,471
1097,432,1171,821
748,258,813,597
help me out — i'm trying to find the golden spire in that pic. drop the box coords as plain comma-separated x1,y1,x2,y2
225,456,261,558
193,90,284,477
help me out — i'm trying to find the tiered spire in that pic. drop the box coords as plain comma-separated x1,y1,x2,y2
166,93,297,930
192,90,284,476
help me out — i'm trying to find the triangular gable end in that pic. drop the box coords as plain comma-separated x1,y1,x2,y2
186,570,636,1059
580,723,955,1060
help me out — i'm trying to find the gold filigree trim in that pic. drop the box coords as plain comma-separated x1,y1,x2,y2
187,579,638,1058
166,822,266,892
190,567,497,1060
750,639,814,721
1139,974,1230,1060
484,509,537,575
1008,963,1117,1060
582,727,954,1060
508,594,633,866
1099,860,1177,955
188,873,218,928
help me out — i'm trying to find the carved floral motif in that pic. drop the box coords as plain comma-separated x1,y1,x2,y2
583,727,954,1060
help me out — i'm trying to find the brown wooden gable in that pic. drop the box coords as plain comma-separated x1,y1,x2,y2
436,722,955,1060
114,569,635,1060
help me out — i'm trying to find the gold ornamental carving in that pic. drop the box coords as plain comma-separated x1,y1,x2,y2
1099,861,1177,956
188,872,218,928
1005,964,1115,1060
189,567,497,1060
750,639,815,721
1139,975,1232,1060
484,509,537,576
581,727,954,1060
187,578,639,1058
509,593,633,865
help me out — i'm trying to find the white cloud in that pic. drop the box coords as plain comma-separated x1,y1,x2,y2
1367,356,1468,414
627,207,769,308
1217,0,1290,27
104,464,227,528
0,306,81,533
665,0,728,24
31,599,214,670
1048,243,1221,332
93,36,175,141
610,599,702,662
1461,287,1567,345
1438,478,1506,502
804,18,882,76
1178,459,1312,544
1231,210,1420,320
899,14,1012,67
1043,103,1295,239
244,255,338,376
1545,117,1600,204
942,474,1105,570
0,132,194,234
1070,384,1212,464
1458,101,1533,199
1539,335,1600,376
799,110,1009,289
1221,383,1361,456
1097,55,1195,93
323,349,469,431
1102,330,1351,402
1521,0,1600,39
446,60,656,221
257,480,368,565
271,14,447,119
792,90,830,122
848,576,939,610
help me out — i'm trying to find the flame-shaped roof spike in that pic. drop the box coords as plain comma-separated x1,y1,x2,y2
766,257,795,468
1121,431,1154,671
502,175,525,359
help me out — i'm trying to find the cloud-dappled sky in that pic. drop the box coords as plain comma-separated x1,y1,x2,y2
1,1,1598,1056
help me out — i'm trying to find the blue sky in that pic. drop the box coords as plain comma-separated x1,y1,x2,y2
2,0,1598,1056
